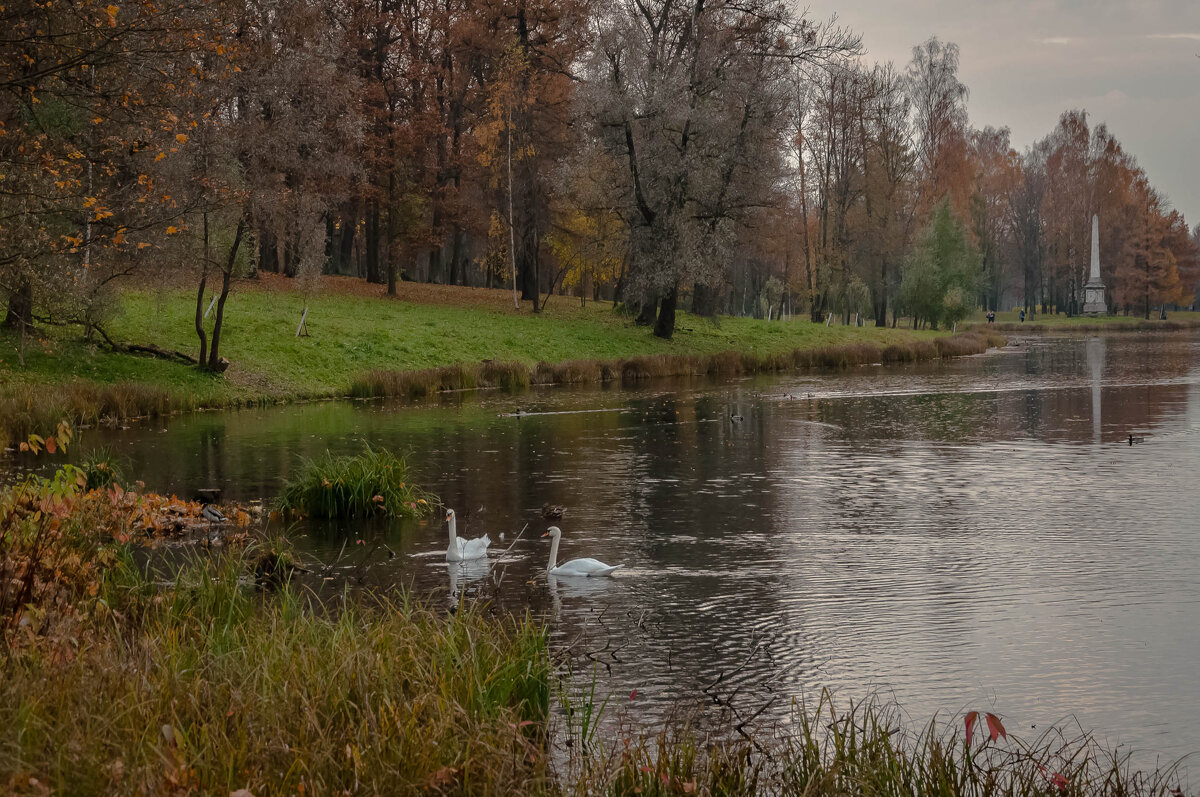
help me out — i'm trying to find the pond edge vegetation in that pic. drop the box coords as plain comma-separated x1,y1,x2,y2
2,330,1008,445
2,461,1192,795
277,446,437,520
350,330,1010,400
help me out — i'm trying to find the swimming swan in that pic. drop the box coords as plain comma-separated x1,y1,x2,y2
445,508,491,561
542,526,621,577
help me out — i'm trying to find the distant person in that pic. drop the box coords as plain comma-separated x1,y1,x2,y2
986,310,995,324
1019,309,1026,323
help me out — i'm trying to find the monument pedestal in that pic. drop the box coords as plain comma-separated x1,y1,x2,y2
1082,279,1107,315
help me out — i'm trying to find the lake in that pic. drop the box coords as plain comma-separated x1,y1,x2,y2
16,332,1200,762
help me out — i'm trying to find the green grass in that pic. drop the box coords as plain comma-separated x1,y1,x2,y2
2,281,1007,442
277,446,438,519
969,308,1200,331
4,283,936,399
103,286,943,393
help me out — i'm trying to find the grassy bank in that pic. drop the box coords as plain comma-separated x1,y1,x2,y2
2,464,1188,795
3,275,1005,442
967,308,1200,332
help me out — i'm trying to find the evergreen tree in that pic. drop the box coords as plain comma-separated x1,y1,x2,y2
900,199,979,328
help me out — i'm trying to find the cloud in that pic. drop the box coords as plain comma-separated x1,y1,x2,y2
1145,33,1200,40
1034,37,1073,45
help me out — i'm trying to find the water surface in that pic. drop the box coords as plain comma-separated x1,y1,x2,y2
14,333,1200,761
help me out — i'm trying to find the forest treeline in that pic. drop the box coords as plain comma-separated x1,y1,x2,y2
3,0,1198,365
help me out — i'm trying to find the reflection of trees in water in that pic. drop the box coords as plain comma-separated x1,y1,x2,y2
802,335,1196,445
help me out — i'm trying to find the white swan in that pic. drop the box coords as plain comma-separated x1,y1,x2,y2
542,526,621,577
445,508,491,562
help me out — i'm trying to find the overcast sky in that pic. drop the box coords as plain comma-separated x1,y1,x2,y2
806,0,1200,228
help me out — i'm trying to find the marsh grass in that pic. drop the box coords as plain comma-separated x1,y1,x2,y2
277,446,436,519
349,332,1005,400
570,694,1189,796
0,381,196,445
0,549,553,796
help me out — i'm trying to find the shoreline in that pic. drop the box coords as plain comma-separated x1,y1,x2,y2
2,329,1006,446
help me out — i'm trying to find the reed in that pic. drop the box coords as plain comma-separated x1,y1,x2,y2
80,447,125,490
277,446,437,519
935,332,993,358
533,359,605,385
347,332,1006,402
881,342,918,363
477,359,532,391
0,553,552,795
571,694,1187,796
0,381,193,444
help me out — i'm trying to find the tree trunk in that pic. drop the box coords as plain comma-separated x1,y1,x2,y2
636,296,657,326
448,223,464,286
195,213,210,365
194,273,208,367
654,285,678,340
365,202,382,284
207,218,245,371
692,282,718,317
336,201,358,275
875,259,888,326
258,225,278,273
3,280,32,330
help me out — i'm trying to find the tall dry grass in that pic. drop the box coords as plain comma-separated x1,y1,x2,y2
349,332,1006,400
569,693,1188,796
0,382,193,444
0,557,551,794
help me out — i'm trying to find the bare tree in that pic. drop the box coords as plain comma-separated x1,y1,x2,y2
905,37,970,217
586,0,857,338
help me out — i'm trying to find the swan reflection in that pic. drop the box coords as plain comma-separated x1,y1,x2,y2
447,557,491,600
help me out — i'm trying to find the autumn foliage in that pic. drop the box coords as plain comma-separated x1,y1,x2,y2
3,2,1197,368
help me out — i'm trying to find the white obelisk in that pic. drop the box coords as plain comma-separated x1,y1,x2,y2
1082,214,1107,315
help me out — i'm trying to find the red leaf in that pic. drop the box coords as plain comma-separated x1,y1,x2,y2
964,711,979,746
985,713,1007,742
629,689,637,701
1051,772,1069,791
45,436,56,454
